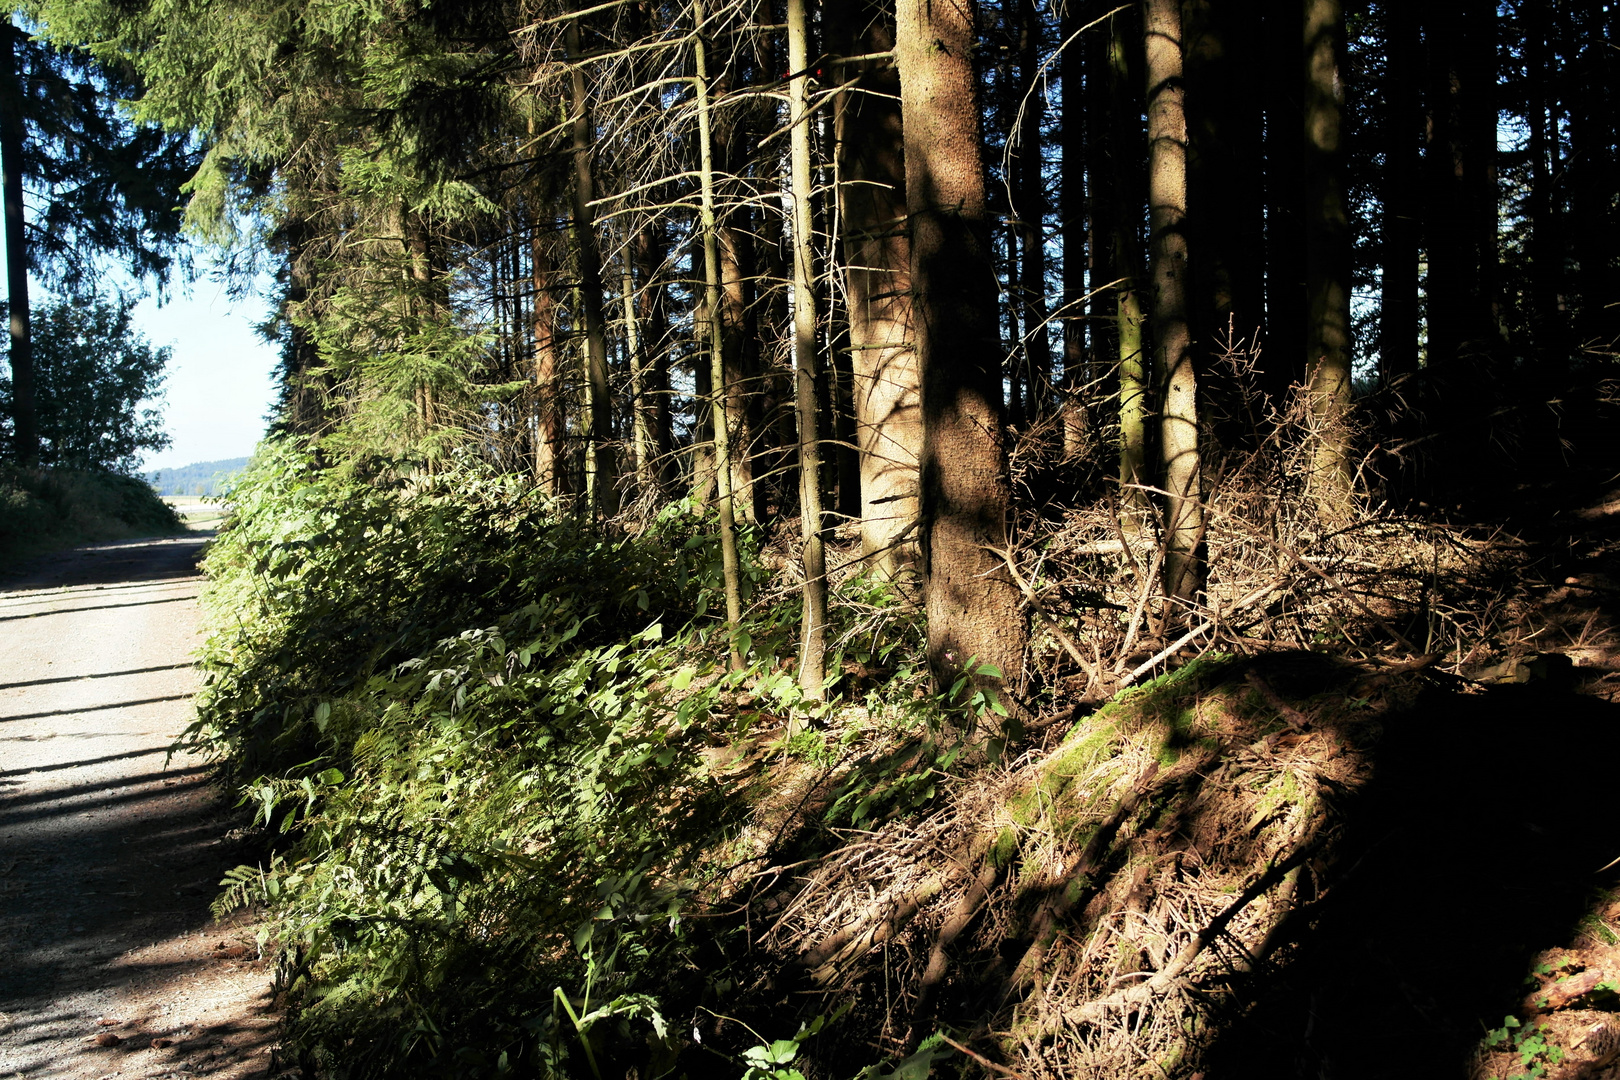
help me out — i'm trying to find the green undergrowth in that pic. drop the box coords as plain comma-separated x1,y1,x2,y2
0,463,184,567
192,440,945,1079
193,441,1363,1078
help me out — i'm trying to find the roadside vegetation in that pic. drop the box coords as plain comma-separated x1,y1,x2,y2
5,0,1620,1076
0,463,183,567
189,417,1620,1079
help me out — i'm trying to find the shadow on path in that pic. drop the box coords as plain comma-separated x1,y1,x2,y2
1,531,213,592
0,528,278,1080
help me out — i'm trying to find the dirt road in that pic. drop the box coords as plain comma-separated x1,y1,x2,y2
0,534,280,1079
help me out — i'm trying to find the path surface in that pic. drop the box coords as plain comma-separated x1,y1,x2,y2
0,534,280,1080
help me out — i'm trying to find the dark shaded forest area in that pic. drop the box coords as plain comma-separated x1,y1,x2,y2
5,0,1620,1076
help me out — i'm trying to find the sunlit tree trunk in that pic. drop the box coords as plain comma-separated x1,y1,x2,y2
1303,0,1353,518
694,0,745,668
787,0,828,701
830,0,920,578
566,18,614,514
896,0,1026,699
621,256,654,497
1144,0,1203,608
1097,8,1152,531
531,223,564,495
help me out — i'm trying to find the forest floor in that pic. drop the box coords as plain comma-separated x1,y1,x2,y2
0,532,281,1080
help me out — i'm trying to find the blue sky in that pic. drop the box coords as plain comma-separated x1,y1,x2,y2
126,279,281,471
0,249,282,471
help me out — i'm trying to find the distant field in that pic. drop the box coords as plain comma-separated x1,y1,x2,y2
163,495,228,530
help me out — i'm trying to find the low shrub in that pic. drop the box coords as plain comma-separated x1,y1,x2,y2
0,463,184,567
194,440,809,1077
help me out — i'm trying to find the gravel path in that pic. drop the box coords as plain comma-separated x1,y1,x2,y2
0,534,279,1080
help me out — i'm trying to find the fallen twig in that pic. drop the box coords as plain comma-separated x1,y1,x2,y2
1243,671,1311,729
1060,832,1327,1026
937,1034,1027,1079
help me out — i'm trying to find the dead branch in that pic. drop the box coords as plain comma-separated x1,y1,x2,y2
1003,761,1165,998
989,545,1101,691
908,858,1007,1048
1057,832,1326,1027
1243,671,1311,729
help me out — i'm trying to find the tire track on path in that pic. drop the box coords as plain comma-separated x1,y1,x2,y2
0,534,280,1080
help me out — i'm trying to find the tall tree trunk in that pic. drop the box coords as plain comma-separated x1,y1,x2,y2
1143,0,1203,608
694,0,745,669
1091,7,1152,529
1004,221,1026,429
1,18,34,466
1262,2,1305,398
1012,0,1052,420
1571,0,1616,351
1182,0,1262,362
566,18,615,514
896,0,1027,701
273,210,334,438
787,0,828,701
531,224,565,495
1378,0,1420,386
830,0,920,578
1524,6,1564,375
1303,0,1353,517
621,255,654,497
717,218,762,523
1423,0,1497,369
632,220,675,489
1058,0,1087,458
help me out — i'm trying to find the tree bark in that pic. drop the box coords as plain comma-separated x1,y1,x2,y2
1262,3,1305,398
1303,0,1353,517
1012,0,1052,420
1523,5,1565,375
1058,0,1088,458
830,0,920,578
1423,0,1496,369
694,0,746,669
896,0,1027,700
1086,9,1151,529
632,219,675,490
1,17,34,465
1570,0,1616,351
1143,0,1203,608
621,255,654,498
566,18,615,514
1182,0,1262,364
788,0,828,701
1378,0,1420,386
531,223,565,495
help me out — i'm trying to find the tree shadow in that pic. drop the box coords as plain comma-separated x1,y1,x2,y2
0,532,210,592
1203,681,1620,1078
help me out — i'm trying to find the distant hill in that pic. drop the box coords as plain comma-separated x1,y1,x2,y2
146,457,250,496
